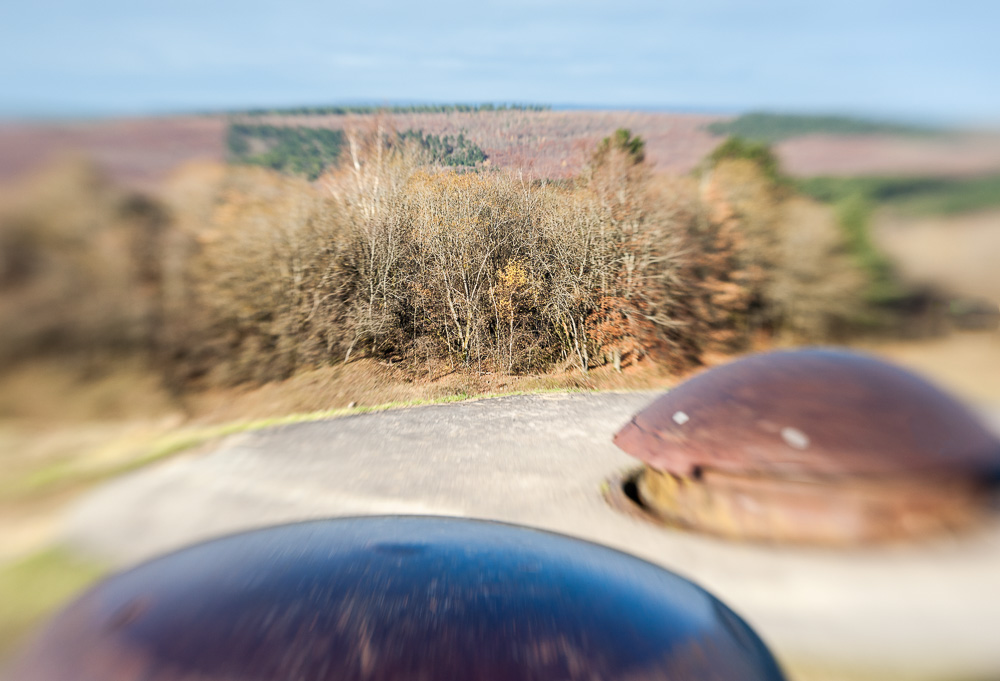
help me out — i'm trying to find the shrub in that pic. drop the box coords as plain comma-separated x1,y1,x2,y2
688,153,868,345
2,131,875,389
0,160,168,367
163,165,350,386
707,137,782,182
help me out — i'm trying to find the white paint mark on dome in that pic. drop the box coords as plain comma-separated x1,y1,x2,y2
781,427,810,450
672,411,690,425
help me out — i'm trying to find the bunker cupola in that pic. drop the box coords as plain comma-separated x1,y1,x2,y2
613,349,1000,544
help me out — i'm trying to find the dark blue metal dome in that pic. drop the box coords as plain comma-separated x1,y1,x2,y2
10,516,785,681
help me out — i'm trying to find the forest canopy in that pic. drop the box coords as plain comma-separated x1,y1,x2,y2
397,130,487,167
227,124,489,178
226,124,345,180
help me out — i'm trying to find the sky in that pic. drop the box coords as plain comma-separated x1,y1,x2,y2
1,0,997,123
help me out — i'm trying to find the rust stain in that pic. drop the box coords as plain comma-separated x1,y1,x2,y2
614,348,1000,478
613,348,1000,544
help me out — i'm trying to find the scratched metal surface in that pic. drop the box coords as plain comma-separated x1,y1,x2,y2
614,348,1000,478
9,517,785,681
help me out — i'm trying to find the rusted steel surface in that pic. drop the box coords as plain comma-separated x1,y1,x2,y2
614,348,1000,479
8,516,786,681
638,468,987,544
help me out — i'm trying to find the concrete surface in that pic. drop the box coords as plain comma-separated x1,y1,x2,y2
62,392,1000,681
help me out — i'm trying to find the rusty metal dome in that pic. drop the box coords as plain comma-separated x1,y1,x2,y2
9,516,786,681
614,348,1000,479
612,348,1000,544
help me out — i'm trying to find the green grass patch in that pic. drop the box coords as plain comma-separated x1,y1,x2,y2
708,112,935,143
796,173,1000,216
0,547,106,659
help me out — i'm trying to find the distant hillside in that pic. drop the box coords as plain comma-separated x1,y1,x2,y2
233,103,550,117
4,110,999,191
797,173,1000,216
708,112,935,143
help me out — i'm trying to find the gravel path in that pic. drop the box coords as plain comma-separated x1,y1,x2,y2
63,392,1000,681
